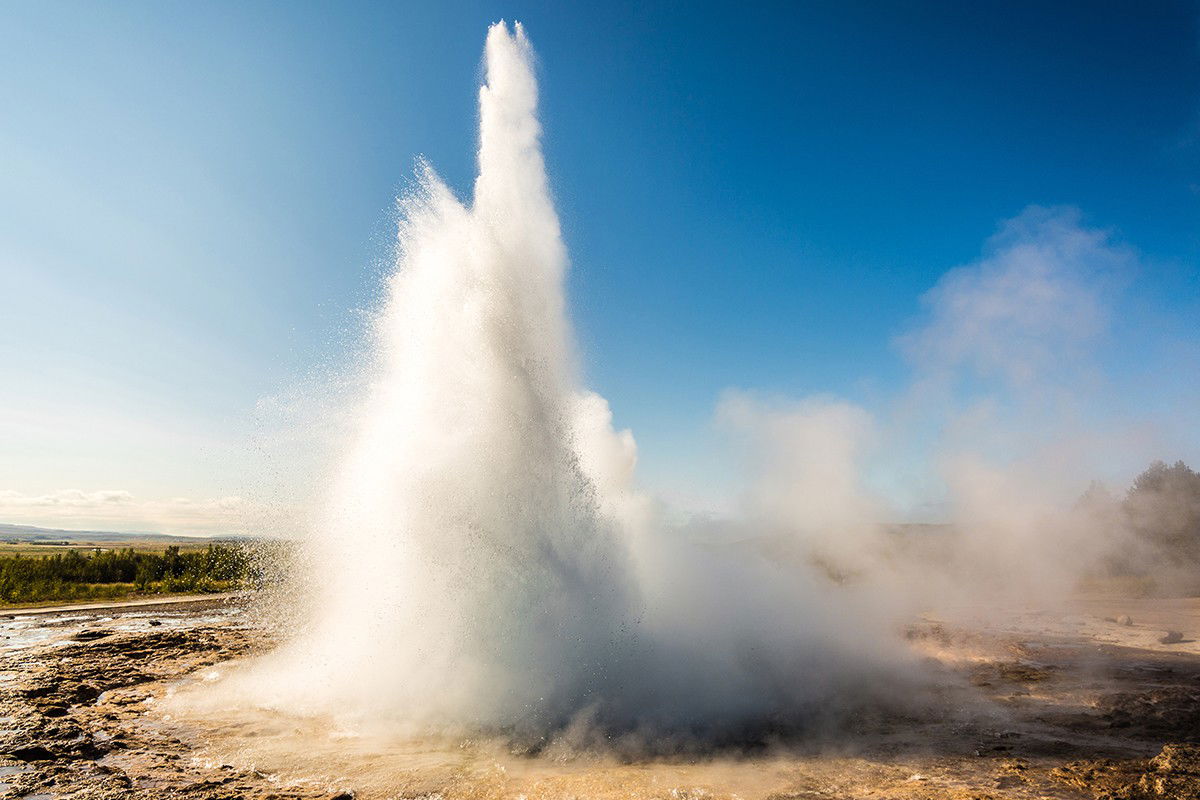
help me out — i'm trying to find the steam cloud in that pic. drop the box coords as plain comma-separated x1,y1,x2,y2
199,23,1196,747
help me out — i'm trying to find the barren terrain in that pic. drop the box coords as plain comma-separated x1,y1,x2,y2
0,595,1198,799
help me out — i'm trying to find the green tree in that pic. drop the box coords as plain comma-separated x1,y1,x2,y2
1125,460,1200,566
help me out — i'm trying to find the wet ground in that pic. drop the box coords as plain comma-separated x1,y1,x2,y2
0,595,1197,799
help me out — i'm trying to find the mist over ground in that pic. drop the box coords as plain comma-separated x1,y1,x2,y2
178,23,1200,754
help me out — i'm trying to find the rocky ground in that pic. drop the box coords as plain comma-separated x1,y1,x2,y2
0,597,1197,799
0,599,311,799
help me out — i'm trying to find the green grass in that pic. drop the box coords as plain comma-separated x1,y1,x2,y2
0,580,240,609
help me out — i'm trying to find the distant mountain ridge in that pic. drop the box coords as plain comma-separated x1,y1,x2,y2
0,522,221,543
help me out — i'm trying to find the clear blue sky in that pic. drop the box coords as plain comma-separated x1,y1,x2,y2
1,1,1197,532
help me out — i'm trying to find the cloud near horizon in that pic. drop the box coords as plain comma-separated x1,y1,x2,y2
0,489,249,536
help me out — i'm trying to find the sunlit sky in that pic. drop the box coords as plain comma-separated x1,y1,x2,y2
2,2,1198,534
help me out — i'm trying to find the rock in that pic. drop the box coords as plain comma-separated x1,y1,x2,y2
1160,631,1184,644
9,745,57,761
1150,743,1200,775
330,793,355,800
1139,743,1200,796
72,629,113,642
1117,614,1134,626
148,619,162,626
40,705,68,718
72,683,100,703
73,738,109,760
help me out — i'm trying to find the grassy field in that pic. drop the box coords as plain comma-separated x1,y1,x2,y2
0,581,243,609
0,541,216,557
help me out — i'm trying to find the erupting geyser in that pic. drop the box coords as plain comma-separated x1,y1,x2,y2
222,21,912,745
271,21,638,734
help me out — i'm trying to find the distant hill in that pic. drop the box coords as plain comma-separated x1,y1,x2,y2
0,522,232,544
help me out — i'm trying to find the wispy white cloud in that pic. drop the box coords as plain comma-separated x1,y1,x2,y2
0,489,134,507
0,489,250,535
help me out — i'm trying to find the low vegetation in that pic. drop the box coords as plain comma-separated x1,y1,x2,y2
0,543,254,606
1080,460,1200,587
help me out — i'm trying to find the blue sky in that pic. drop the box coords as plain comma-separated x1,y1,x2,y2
1,1,1197,532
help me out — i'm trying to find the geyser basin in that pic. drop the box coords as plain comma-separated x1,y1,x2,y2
195,21,918,745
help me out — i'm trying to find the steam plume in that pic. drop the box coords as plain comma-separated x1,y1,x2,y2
221,22,913,742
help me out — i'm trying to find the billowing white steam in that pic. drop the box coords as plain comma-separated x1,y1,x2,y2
229,22,911,741
215,22,1195,746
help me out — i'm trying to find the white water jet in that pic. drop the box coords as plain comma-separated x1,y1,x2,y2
272,22,639,734
211,22,916,745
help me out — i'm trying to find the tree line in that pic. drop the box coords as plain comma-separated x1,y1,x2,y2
0,543,254,605
1077,460,1200,591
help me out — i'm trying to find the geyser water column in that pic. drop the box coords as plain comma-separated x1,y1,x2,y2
272,21,638,733
216,22,920,748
